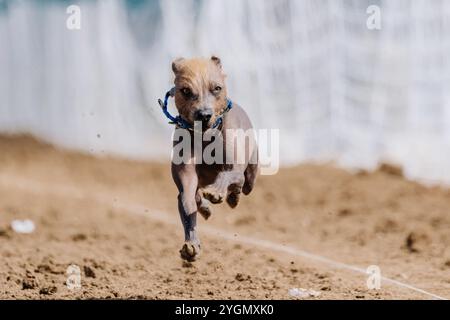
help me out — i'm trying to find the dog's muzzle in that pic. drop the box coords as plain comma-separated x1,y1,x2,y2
194,109,213,126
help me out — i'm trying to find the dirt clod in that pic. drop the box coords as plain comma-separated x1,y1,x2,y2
83,266,96,278
235,273,251,282
39,286,57,295
377,163,404,177
72,233,87,241
405,231,430,253
0,227,10,237
22,278,38,290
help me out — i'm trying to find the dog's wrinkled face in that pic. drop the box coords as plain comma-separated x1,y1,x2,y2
172,56,228,129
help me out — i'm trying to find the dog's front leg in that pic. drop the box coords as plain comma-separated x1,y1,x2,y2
172,163,201,261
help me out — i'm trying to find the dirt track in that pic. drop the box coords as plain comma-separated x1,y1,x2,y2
0,135,449,299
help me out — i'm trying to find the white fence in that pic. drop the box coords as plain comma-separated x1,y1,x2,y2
0,0,449,183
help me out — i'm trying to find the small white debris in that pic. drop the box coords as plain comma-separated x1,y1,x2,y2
288,288,321,298
11,219,35,234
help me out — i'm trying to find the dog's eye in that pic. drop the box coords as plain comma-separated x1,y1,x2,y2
212,86,222,94
181,87,192,97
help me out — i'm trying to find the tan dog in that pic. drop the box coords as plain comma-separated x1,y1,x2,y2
170,56,258,261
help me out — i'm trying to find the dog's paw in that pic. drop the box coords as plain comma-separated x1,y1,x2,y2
202,188,224,204
226,184,242,208
198,205,212,220
180,242,201,262
226,192,240,208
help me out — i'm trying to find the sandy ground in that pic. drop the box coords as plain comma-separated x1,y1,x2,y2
0,135,449,300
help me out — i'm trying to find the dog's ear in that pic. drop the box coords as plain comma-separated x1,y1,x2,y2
172,57,185,74
211,56,222,69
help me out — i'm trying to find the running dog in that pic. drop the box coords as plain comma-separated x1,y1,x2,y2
166,56,258,261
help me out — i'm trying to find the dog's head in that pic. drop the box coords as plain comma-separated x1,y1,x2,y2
172,56,228,129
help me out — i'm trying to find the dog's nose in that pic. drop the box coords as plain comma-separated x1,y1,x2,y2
194,109,213,123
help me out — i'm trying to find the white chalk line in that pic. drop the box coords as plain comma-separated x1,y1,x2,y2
0,174,447,300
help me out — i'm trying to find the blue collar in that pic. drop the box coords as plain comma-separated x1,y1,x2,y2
158,87,233,130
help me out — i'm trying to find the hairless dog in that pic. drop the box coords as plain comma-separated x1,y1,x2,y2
168,56,258,261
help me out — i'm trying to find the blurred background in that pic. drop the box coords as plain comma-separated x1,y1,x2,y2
0,0,449,184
